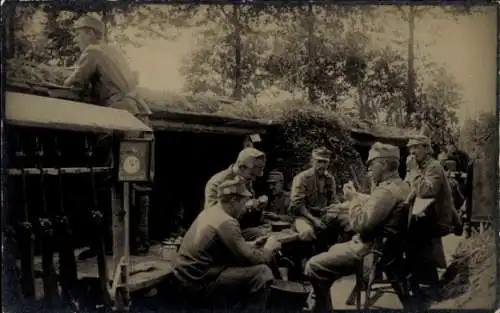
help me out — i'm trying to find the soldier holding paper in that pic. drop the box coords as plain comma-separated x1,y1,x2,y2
406,135,462,295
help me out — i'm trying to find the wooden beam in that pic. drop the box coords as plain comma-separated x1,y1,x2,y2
150,120,266,135
7,167,112,176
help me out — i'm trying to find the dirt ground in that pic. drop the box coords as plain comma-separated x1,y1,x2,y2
329,234,471,310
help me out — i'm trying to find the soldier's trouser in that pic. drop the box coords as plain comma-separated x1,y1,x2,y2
294,217,340,253
205,264,274,311
304,242,360,311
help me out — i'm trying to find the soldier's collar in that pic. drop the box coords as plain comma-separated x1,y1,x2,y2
377,172,400,186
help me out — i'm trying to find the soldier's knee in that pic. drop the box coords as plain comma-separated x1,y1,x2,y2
304,257,319,278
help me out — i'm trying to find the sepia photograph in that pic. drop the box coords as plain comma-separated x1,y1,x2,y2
2,2,497,312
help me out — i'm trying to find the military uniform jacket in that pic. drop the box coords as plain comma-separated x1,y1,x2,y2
412,157,459,236
204,165,255,210
289,168,337,217
173,204,274,289
268,191,290,216
347,174,410,254
66,43,150,115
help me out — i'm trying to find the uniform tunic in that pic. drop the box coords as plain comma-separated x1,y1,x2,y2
66,43,149,115
408,156,459,268
173,205,274,296
204,166,267,240
264,191,293,223
305,174,410,281
289,168,337,218
204,165,252,210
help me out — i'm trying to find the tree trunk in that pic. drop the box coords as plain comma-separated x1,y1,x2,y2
406,5,416,122
307,3,317,105
102,7,111,42
358,86,367,120
232,4,242,100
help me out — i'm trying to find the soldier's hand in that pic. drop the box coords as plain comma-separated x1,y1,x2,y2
263,235,281,252
256,196,269,209
312,217,326,230
343,182,357,201
250,235,269,247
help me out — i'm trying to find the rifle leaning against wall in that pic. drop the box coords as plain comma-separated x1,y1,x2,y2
35,137,60,308
16,135,36,300
85,137,112,308
54,137,80,311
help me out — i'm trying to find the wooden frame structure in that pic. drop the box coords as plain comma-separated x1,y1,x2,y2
6,91,154,311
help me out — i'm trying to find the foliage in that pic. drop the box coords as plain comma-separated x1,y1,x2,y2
8,4,198,66
270,107,368,194
7,4,471,148
459,112,496,155
441,229,496,309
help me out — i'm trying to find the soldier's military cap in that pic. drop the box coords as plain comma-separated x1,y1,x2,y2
217,179,253,198
74,14,105,35
267,170,284,182
236,147,265,167
312,147,332,161
367,142,400,163
407,135,431,147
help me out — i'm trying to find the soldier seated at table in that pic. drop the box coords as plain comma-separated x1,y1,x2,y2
204,147,270,241
304,142,410,312
262,170,293,224
289,147,341,253
172,179,281,311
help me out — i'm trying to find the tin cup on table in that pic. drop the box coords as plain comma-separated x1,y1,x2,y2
161,237,182,261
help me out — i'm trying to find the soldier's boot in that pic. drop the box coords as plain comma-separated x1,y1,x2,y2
242,287,271,313
311,281,332,313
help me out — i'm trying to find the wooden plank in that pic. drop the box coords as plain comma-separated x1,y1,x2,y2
6,92,153,134
150,120,266,135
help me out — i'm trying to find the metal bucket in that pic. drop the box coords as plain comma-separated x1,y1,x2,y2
266,280,311,310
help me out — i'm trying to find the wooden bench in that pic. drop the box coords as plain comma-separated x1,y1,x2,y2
32,244,174,293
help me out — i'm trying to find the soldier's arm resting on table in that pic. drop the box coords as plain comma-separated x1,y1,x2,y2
64,47,99,87
289,175,315,222
348,187,397,235
217,219,274,265
413,163,442,198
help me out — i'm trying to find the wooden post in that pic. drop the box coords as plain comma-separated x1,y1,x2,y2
111,182,130,311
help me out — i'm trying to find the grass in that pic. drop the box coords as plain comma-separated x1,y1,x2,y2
440,228,496,309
